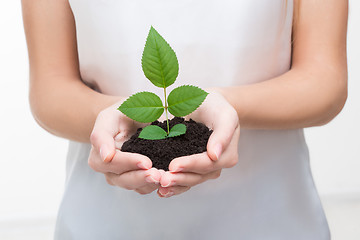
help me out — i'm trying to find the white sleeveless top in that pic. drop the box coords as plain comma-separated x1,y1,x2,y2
55,0,330,239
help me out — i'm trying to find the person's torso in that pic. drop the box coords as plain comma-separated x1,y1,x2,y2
54,1,330,239
70,0,292,96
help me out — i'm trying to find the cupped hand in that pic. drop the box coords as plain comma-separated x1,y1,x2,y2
157,90,240,198
88,100,162,195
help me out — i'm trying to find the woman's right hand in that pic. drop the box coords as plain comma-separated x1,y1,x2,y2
88,100,162,195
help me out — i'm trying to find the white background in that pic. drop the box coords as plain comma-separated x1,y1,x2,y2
0,1,359,239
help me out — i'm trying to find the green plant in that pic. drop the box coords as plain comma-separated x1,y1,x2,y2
118,26,208,140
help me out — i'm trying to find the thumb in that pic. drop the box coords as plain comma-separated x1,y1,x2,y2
207,116,238,161
90,130,116,163
90,110,120,163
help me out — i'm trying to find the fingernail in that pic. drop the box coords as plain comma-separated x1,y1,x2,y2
161,174,172,187
214,144,222,160
161,191,174,198
100,145,109,162
159,188,169,195
145,175,159,184
137,162,150,170
170,167,183,173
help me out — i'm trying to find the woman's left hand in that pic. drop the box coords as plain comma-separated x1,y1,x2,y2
157,90,240,198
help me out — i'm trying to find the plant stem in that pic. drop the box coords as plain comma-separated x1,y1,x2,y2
164,87,170,134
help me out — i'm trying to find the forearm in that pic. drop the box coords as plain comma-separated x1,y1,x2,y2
218,67,347,129
21,0,121,142
30,76,122,142
217,0,348,129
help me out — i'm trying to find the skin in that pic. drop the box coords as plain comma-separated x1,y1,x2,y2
21,0,348,197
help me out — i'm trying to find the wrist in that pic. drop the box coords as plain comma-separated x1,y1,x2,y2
205,87,229,101
92,94,124,119
205,86,242,122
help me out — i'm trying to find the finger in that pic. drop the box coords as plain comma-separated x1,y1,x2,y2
168,126,240,174
135,183,159,195
90,109,123,162
157,186,191,198
160,170,221,188
216,126,240,169
158,169,166,177
168,152,217,174
105,168,161,190
114,120,147,150
206,108,239,161
110,151,153,173
89,149,153,174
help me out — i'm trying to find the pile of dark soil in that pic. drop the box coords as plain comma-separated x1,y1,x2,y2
121,117,212,171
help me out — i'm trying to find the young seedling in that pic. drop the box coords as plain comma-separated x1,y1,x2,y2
118,26,208,140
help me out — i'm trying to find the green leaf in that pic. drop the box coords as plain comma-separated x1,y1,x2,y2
118,92,164,123
167,85,208,117
168,123,186,138
141,26,179,88
139,125,167,140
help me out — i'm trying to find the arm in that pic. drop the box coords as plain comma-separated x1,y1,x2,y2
21,0,121,142
217,0,348,129
22,0,162,194
158,0,349,197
